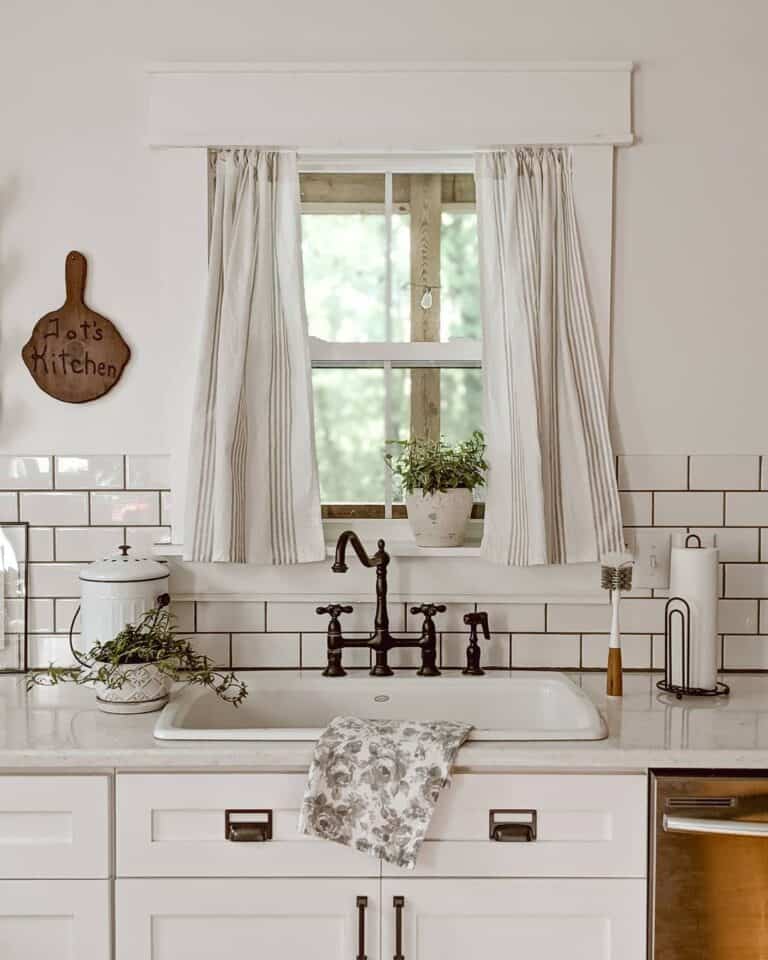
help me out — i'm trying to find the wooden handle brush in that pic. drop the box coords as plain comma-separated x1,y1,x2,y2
600,553,634,697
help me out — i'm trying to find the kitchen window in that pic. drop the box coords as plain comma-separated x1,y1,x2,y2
301,170,483,519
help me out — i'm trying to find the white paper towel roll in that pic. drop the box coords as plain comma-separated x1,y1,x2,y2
668,539,719,690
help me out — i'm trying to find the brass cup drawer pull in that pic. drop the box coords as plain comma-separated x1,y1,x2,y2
224,809,273,842
489,808,537,842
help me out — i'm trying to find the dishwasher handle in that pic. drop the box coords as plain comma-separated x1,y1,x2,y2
663,814,768,838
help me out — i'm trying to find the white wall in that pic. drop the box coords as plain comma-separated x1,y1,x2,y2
2,0,767,455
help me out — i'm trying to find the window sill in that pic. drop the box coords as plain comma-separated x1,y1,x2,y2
152,540,482,560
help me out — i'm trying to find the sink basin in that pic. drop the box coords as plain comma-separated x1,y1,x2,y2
154,671,606,742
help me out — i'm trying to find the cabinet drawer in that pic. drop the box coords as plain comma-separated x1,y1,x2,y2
383,772,647,878
0,775,109,879
116,772,378,877
117,878,379,960
381,878,646,959
0,880,110,960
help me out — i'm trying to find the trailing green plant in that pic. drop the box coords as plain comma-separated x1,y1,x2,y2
27,606,248,706
385,430,488,496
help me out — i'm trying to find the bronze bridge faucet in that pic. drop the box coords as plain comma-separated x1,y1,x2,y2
316,530,444,678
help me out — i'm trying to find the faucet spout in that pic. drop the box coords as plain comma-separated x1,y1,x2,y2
332,530,389,573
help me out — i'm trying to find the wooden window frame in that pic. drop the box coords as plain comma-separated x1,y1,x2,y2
302,168,482,520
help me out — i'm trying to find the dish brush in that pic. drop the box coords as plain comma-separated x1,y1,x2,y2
600,552,634,697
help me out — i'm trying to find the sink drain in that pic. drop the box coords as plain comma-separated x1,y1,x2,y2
374,694,390,703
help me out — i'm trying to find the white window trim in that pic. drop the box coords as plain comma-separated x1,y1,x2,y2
148,62,629,601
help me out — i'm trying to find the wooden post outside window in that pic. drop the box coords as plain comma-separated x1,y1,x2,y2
409,174,442,442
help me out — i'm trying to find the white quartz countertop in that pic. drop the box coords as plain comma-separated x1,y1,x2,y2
2,672,768,772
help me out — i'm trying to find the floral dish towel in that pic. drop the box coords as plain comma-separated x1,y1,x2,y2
298,715,472,870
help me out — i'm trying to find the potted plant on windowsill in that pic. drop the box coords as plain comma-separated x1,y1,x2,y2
386,430,488,547
27,606,247,714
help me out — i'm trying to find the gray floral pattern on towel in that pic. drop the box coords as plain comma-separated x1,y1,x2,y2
298,715,472,870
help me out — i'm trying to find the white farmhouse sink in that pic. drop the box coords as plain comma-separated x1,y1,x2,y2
154,671,606,742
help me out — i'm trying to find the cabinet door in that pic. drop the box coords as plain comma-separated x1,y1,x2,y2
117,878,379,960
381,878,645,960
0,880,110,960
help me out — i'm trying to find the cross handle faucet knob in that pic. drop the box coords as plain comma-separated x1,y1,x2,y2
410,603,447,620
316,603,354,620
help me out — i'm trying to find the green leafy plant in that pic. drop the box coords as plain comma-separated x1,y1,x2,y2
385,430,488,496
27,606,248,706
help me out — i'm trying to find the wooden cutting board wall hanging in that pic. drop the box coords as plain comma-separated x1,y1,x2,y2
22,251,131,403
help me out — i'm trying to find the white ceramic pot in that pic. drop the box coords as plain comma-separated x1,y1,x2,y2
405,488,473,547
94,663,173,715
78,545,171,714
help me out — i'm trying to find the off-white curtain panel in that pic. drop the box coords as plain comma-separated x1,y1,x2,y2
475,149,623,566
184,149,325,564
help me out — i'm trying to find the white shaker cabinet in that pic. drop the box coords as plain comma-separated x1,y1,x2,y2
116,878,379,960
0,879,110,960
380,879,646,960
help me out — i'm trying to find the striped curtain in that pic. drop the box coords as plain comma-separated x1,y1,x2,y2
475,149,623,566
183,149,325,564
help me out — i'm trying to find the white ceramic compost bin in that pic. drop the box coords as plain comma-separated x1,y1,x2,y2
79,545,171,714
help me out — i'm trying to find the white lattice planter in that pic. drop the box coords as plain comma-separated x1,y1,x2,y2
94,663,173,715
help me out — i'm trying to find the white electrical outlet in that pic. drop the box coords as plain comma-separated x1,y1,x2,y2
626,529,672,590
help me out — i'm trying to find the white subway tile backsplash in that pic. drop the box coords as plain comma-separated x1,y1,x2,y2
689,455,759,491
718,599,759,634
725,492,768,526
125,526,172,554
55,526,124,562
481,603,546,632
6,598,54,634
386,639,423,669
301,632,371,670
581,634,651,669
725,565,768,598
169,601,195,632
232,633,300,668
54,455,123,489
6,448,768,675
620,492,652,526
724,635,768,670
29,563,82,597
196,601,265,633
90,492,159,526
29,528,54,562
545,598,666,634
268,601,404,633
618,455,687,491
653,492,723,526
546,603,610,633
404,603,470,632
126,455,170,490
441,632,510,669
186,633,229,668
27,635,78,669
54,599,80,633
512,633,579,668
20,492,88,525
0,456,52,490
0,493,18,521
687,527,760,562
